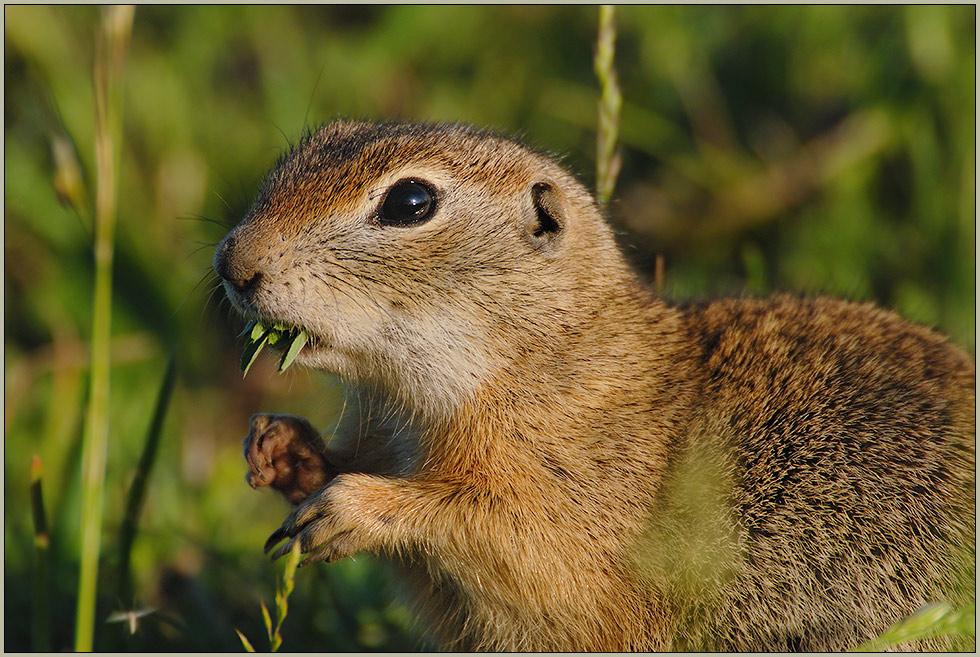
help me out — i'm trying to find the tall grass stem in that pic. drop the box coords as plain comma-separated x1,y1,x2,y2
269,541,302,651
594,4,622,206
74,5,134,652
238,541,302,652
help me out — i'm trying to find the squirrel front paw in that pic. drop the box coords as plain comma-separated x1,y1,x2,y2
243,413,337,505
263,473,387,566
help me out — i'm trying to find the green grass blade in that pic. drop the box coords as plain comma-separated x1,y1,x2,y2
270,541,301,651
260,599,273,643
278,330,308,372
74,5,135,652
849,602,976,651
236,629,256,652
241,330,270,377
238,319,257,338
30,456,51,652
116,352,177,604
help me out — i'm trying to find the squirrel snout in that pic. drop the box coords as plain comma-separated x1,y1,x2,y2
214,232,264,296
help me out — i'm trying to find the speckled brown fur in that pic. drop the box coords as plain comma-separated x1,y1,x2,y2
215,120,975,651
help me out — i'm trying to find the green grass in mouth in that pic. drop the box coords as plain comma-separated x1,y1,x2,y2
240,320,309,377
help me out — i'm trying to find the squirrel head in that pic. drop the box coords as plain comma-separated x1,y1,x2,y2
215,120,631,418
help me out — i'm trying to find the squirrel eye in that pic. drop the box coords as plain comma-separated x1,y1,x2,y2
379,180,436,226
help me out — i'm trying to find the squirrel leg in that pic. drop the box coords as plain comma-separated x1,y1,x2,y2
243,413,338,505
264,475,465,565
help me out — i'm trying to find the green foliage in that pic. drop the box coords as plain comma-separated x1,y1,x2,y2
240,321,309,376
3,5,974,652
849,602,976,651
237,541,302,652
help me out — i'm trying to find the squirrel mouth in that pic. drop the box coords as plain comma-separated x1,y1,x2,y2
239,319,317,376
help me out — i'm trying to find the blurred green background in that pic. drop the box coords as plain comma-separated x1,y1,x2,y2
4,5,975,652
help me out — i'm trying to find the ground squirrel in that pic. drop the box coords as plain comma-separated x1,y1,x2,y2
214,120,975,651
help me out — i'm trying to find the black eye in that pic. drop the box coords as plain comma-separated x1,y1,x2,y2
379,180,436,226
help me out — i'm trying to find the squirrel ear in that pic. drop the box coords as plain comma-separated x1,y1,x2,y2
527,182,564,244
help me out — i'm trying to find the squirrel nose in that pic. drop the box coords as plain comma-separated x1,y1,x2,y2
214,232,264,296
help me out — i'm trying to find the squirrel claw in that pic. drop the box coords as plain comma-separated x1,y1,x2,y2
299,548,332,568
264,527,288,555
245,470,267,490
269,539,296,562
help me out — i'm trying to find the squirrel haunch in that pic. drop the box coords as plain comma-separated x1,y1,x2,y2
216,120,975,651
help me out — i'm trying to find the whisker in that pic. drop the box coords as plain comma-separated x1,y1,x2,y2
186,242,220,258
211,189,234,213
178,213,232,230
303,62,327,134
